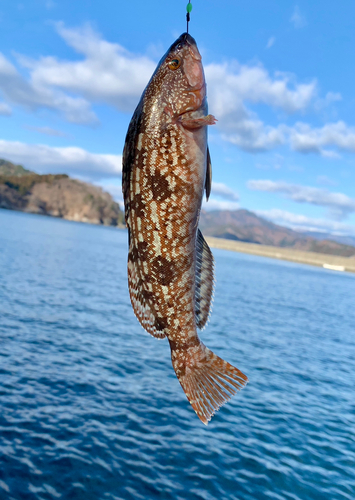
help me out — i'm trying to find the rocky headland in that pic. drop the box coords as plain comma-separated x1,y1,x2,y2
0,159,124,227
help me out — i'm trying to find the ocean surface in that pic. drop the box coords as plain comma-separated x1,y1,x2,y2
0,208,354,500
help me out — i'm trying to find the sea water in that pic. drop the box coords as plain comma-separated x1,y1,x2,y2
0,208,354,500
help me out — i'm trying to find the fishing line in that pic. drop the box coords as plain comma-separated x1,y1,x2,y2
186,1,192,33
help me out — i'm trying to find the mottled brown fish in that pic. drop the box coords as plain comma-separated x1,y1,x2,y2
122,33,248,424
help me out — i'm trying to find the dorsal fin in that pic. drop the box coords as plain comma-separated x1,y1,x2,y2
205,147,212,201
195,229,215,330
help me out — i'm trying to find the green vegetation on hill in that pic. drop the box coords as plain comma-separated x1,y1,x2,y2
0,159,31,177
0,173,69,196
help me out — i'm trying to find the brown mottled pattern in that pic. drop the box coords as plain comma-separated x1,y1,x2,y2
123,33,248,424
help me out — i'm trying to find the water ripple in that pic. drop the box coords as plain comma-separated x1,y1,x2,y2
1,210,355,500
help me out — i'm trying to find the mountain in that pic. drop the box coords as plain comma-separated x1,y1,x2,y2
0,159,124,227
0,159,31,176
1,157,354,257
199,209,355,257
301,230,355,248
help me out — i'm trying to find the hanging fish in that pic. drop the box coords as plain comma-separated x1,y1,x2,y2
122,32,248,424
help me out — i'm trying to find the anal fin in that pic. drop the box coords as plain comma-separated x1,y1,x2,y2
128,247,166,339
195,229,214,330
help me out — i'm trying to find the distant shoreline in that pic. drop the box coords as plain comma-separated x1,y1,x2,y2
1,207,354,273
206,236,355,274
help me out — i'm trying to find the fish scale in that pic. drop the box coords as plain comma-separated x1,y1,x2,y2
123,32,248,424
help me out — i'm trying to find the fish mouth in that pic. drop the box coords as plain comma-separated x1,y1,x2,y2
173,33,204,90
174,33,202,61
168,33,205,96
175,32,196,45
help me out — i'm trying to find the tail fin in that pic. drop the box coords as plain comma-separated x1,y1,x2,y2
173,343,248,425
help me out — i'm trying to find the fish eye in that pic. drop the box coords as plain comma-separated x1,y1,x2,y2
168,58,181,70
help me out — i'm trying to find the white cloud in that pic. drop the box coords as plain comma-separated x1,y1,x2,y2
290,6,307,29
221,120,285,152
325,92,342,104
26,24,315,121
290,121,355,154
315,91,342,111
266,37,275,49
0,139,121,178
205,62,316,115
224,119,355,157
0,23,154,122
1,22,352,158
256,154,284,170
211,182,239,201
45,0,56,8
0,52,96,124
205,61,316,152
0,102,11,116
257,208,355,237
6,23,320,152
248,180,355,219
199,182,240,211
320,149,341,159
316,175,337,187
221,115,355,158
24,125,68,137
203,198,240,211
21,22,156,113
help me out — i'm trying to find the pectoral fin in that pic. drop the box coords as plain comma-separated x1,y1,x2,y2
205,147,212,201
180,114,217,130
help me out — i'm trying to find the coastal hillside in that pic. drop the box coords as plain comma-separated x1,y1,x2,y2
1,158,354,257
0,159,124,227
302,229,355,248
0,158,32,176
199,209,355,257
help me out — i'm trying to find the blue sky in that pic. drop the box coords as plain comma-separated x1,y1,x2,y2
1,0,355,236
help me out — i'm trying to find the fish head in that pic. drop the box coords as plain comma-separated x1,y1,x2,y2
148,33,207,119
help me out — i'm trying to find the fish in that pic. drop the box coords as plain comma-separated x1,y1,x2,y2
122,32,248,424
